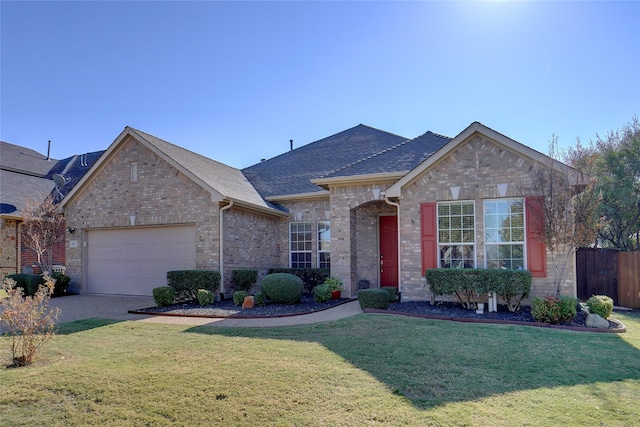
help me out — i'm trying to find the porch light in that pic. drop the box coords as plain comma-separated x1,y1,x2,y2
449,186,461,200
497,183,509,197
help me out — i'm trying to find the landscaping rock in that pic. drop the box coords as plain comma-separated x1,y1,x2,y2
586,313,609,329
242,296,255,309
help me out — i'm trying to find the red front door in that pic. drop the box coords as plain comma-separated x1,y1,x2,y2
379,215,398,288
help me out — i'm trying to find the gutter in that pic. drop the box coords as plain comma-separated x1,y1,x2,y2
383,193,402,299
219,200,234,298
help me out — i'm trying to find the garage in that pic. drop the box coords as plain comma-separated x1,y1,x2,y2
85,225,197,296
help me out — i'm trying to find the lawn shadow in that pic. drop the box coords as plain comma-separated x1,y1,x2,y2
185,311,640,410
56,318,125,335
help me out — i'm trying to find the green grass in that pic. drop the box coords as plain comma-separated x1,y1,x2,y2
1,312,639,426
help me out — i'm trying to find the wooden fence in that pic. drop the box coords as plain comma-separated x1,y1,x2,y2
576,248,640,308
618,251,640,309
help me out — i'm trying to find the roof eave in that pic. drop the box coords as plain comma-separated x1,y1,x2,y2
265,190,330,203
311,171,407,189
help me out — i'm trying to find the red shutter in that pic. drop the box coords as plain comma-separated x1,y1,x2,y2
420,202,438,274
526,196,547,277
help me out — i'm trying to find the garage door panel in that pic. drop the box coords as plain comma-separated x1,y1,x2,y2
86,226,197,296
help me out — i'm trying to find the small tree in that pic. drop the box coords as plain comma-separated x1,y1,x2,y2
530,136,599,296
21,196,65,274
0,274,61,367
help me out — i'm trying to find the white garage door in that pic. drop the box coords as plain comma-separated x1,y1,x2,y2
86,226,197,296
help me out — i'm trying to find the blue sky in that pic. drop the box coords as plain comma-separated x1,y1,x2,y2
2,1,639,169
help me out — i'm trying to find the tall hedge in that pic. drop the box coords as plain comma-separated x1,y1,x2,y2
267,268,330,293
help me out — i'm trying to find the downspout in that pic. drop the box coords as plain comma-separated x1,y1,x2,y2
383,193,402,300
219,200,234,299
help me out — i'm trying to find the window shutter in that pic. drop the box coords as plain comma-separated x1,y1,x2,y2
420,202,438,274
526,196,547,277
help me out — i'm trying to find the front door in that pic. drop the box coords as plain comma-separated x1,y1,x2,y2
379,215,398,288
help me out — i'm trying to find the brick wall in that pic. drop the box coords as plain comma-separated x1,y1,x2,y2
0,219,19,277
398,134,575,302
20,220,66,273
63,135,221,291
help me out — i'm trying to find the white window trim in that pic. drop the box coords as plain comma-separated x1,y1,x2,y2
483,198,527,270
436,200,477,268
289,221,313,268
317,220,330,269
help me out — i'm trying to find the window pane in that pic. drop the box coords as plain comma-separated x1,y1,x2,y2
437,201,475,268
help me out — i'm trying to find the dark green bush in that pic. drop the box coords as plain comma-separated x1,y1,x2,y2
261,273,304,305
268,268,330,293
587,295,614,319
254,291,266,306
358,289,390,310
152,286,175,307
4,274,45,297
231,269,258,292
313,284,332,303
425,268,532,311
167,270,221,302
380,286,398,302
197,289,215,306
233,291,248,306
51,273,71,296
531,296,577,324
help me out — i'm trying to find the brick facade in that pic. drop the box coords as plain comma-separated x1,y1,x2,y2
0,219,19,277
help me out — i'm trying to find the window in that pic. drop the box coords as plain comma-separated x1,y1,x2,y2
290,222,312,268
318,221,330,268
484,199,525,270
130,161,138,182
437,201,475,268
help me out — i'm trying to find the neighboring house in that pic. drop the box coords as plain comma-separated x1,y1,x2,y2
0,141,103,276
59,122,577,301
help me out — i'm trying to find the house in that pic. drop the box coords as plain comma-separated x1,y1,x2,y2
59,122,577,301
0,141,103,276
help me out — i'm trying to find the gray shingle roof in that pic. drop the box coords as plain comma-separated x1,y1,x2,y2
321,131,451,178
242,124,409,198
127,128,276,211
0,141,55,177
0,169,55,217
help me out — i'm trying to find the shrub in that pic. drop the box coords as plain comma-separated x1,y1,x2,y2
197,289,215,306
381,286,398,302
51,273,71,296
231,269,258,292
531,296,577,324
587,295,614,319
425,268,479,309
485,269,532,312
357,289,390,310
0,274,60,367
4,274,45,297
167,270,221,302
268,268,330,293
323,277,343,292
254,291,266,306
233,291,248,306
261,273,304,305
152,286,175,307
313,284,332,303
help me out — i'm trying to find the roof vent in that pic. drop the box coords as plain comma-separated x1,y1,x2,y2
290,139,293,151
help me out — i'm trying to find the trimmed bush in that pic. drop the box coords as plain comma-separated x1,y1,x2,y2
268,268,330,293
381,286,398,302
231,269,258,292
51,273,71,296
313,284,332,303
152,286,175,307
233,291,248,306
358,289,390,310
197,289,215,306
531,296,577,324
167,270,221,302
4,274,45,297
254,291,266,306
425,268,532,311
261,273,304,305
587,295,614,319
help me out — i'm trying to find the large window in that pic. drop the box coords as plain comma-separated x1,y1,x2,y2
290,222,312,268
484,199,525,270
437,201,475,268
318,221,331,268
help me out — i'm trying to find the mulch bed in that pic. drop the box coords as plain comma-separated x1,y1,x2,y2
130,295,627,332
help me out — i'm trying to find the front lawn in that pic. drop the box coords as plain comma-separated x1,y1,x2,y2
1,311,639,426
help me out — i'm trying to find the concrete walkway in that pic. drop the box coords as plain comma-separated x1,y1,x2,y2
45,294,363,328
